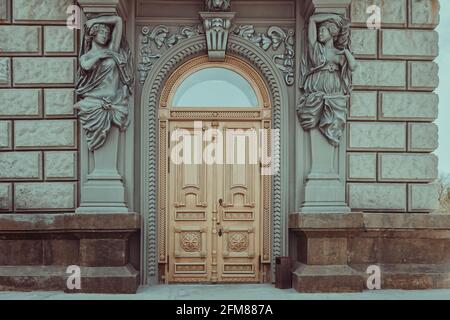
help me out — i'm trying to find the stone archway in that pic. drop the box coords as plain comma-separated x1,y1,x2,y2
140,35,290,284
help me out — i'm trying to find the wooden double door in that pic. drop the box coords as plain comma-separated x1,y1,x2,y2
167,120,262,283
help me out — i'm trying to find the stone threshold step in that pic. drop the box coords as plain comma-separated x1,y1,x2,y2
292,263,450,293
0,265,139,294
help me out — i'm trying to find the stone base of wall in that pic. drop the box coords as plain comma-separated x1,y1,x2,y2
289,213,450,292
0,213,141,294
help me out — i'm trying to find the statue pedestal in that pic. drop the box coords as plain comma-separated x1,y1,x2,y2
77,126,128,213
301,128,350,213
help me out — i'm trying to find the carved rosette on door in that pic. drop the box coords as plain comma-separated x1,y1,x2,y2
161,56,272,283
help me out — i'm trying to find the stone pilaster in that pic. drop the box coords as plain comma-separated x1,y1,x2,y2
76,0,133,213
298,0,352,213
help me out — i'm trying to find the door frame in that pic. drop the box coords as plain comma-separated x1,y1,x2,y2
140,35,290,285
160,55,272,283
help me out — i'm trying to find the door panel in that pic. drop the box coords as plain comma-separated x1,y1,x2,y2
168,121,261,283
218,122,260,282
168,122,212,282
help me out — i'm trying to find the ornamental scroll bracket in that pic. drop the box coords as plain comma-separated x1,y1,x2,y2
199,12,236,62
200,0,234,61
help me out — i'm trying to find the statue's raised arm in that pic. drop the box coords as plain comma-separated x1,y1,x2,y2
85,15,123,52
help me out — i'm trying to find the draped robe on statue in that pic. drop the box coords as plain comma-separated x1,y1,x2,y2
75,43,133,151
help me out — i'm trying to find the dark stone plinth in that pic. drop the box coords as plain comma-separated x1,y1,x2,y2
0,213,141,293
289,212,450,293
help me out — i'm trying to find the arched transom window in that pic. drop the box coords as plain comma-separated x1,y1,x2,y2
165,59,267,109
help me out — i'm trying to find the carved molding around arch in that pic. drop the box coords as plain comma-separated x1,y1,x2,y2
141,35,288,283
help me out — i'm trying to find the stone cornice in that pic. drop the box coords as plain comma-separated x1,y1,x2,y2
303,0,351,18
77,0,128,20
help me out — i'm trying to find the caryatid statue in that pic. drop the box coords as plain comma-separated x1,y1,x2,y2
297,13,357,146
205,0,231,11
75,15,133,151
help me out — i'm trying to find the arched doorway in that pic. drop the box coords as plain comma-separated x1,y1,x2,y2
158,55,272,283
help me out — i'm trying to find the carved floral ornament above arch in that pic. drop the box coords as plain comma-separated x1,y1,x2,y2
137,24,295,86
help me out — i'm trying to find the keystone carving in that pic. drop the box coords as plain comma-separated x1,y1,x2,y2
200,11,236,61
75,15,134,151
297,13,357,146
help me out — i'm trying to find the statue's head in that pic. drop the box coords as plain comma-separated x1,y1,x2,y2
318,21,340,45
89,23,111,46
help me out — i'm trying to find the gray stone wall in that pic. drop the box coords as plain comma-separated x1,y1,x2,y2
348,0,440,212
0,0,77,212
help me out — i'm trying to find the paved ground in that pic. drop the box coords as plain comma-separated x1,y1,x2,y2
1,284,450,300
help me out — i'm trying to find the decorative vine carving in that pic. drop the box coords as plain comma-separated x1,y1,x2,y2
234,25,295,86
138,25,204,83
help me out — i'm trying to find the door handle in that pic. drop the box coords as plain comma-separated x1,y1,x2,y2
218,228,223,237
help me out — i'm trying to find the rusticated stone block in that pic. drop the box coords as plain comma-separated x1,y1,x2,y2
408,61,439,91
351,29,377,58
13,0,73,23
0,58,10,87
0,89,42,118
306,238,347,265
351,0,407,27
14,182,76,211
0,152,42,180
14,120,76,149
347,153,377,181
378,153,438,182
44,151,77,180
0,0,9,22
380,29,438,60
0,240,43,265
80,239,128,267
349,91,377,120
13,58,76,86
409,0,440,28
348,122,406,151
43,240,79,265
348,183,407,211
0,183,12,211
348,237,378,264
44,26,76,55
381,238,450,264
0,26,41,55
0,120,11,150
408,123,439,152
354,60,406,90
44,89,75,116
408,183,440,212
380,92,438,121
